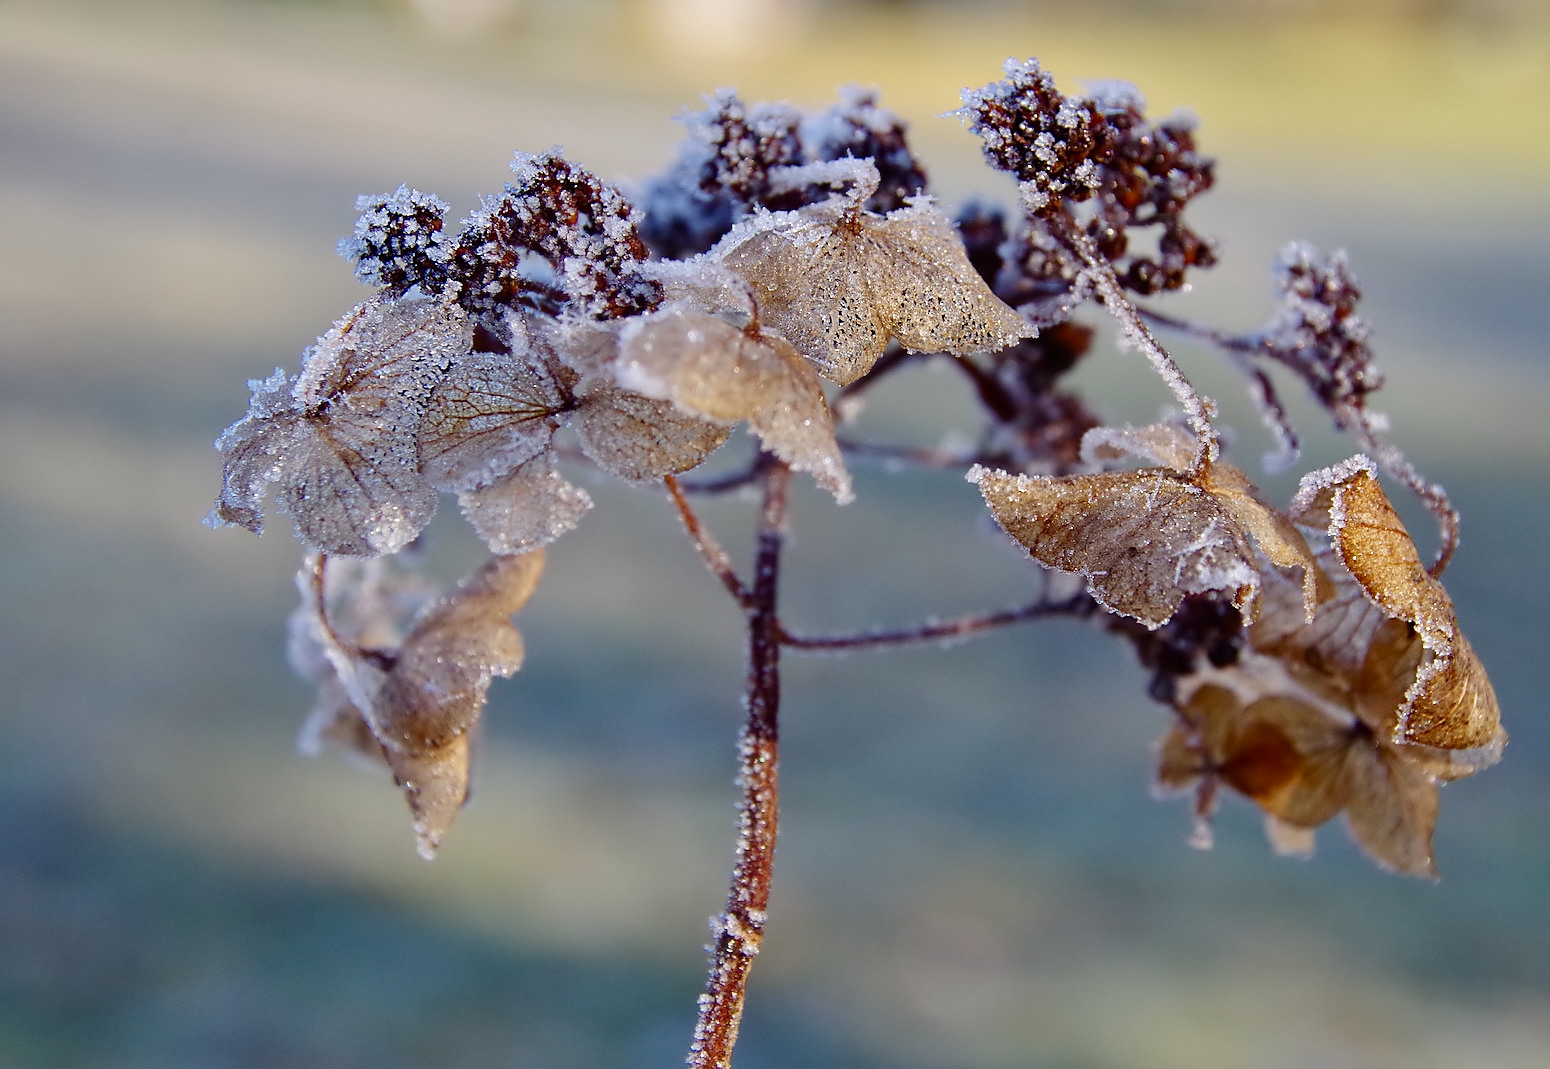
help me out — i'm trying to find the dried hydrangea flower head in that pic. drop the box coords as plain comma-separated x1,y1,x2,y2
205,62,1508,1067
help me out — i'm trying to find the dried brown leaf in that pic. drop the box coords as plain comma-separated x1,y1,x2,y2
211,296,470,556
617,307,852,501
969,464,1259,628
720,199,1029,385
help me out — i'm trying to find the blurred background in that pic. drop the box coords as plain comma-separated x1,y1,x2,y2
2,0,1548,1065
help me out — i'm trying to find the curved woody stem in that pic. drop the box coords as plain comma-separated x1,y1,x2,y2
688,459,791,1069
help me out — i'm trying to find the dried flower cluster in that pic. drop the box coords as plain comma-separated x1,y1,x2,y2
209,59,1505,1066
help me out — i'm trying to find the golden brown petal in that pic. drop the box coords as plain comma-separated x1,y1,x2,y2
970,465,1259,628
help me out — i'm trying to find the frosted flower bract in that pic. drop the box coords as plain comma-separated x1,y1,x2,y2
720,197,1031,385
617,306,852,502
210,296,471,557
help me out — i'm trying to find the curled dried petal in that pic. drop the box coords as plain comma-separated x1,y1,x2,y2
372,552,545,857
1294,458,1503,760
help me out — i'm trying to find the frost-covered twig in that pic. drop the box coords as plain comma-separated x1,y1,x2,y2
666,475,749,605
689,461,790,1068
1051,211,1220,472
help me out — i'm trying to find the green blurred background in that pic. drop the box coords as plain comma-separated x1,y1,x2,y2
2,0,1548,1065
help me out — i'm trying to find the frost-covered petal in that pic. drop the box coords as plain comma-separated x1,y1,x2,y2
970,464,1259,628
420,327,570,493
210,296,471,556
617,307,852,502
720,198,1029,385
457,454,593,555
572,381,730,481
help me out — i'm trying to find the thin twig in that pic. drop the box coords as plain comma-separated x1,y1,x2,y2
1051,211,1219,471
674,458,766,495
666,475,750,606
1140,306,1301,469
689,460,791,1069
835,435,975,471
780,593,1095,651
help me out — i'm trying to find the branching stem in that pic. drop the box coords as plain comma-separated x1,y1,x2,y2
666,475,750,606
780,593,1094,651
688,460,791,1069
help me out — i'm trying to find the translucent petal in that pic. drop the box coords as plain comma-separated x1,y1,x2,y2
572,381,730,481
420,330,569,493
721,199,1029,385
211,296,470,556
617,307,852,502
457,454,594,555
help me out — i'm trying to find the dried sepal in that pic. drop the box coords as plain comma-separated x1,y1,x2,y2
374,552,542,857
294,552,543,858
719,197,1030,385
1293,458,1503,764
1163,684,1440,876
969,464,1259,628
456,453,593,555
210,296,471,556
419,317,573,493
572,379,731,482
1082,422,1324,618
617,306,852,502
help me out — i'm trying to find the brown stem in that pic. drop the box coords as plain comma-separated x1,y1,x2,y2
666,475,750,606
688,460,791,1069
780,593,1094,651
